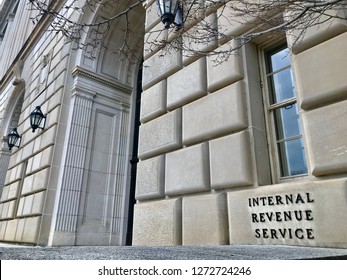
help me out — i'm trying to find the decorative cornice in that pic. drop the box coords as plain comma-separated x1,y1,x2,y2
72,66,133,95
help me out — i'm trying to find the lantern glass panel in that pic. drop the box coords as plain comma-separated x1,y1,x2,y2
158,0,178,14
157,0,179,28
30,106,45,132
7,128,21,150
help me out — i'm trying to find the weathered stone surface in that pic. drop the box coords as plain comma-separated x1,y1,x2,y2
39,125,58,151
21,217,41,243
145,0,161,32
0,181,19,202
144,22,168,59
27,146,53,174
167,57,207,110
17,191,45,217
138,109,182,160
217,1,257,41
210,131,253,189
181,0,205,29
0,200,15,219
227,179,347,248
165,143,210,196
183,81,248,146
135,155,165,200
14,219,25,242
183,193,229,245
21,168,49,195
165,143,210,195
4,219,18,242
132,198,182,245
5,163,24,185
142,49,182,90
303,100,347,176
288,9,347,54
182,13,218,64
17,196,31,217
207,41,243,92
0,221,7,240
140,80,167,123
251,128,272,186
294,32,347,109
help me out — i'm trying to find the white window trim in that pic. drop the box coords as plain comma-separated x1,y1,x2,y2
258,40,308,183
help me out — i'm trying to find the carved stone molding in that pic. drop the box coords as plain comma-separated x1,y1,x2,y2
72,66,132,94
71,84,96,101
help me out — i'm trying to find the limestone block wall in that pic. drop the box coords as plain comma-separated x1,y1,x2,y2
292,31,347,177
134,0,257,246
0,14,70,244
133,1,347,248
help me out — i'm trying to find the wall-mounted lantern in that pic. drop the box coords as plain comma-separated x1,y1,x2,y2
156,0,183,29
7,128,21,151
30,106,46,133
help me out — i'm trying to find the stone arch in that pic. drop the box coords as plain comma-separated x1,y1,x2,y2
73,1,145,86
50,1,145,246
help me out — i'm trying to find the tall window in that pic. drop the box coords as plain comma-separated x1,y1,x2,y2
263,43,307,179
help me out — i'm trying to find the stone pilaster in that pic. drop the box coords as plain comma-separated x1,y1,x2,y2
54,90,95,235
112,105,130,234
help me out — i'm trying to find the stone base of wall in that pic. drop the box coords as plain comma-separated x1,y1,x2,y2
228,179,347,248
133,179,347,248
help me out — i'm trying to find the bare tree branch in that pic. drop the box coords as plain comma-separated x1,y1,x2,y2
27,0,347,62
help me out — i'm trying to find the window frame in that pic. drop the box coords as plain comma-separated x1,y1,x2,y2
258,40,308,182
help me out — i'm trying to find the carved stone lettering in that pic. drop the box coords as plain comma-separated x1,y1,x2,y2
248,192,315,241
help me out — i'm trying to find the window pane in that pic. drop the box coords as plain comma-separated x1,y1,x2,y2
265,44,307,179
274,104,301,140
269,68,295,104
277,138,308,177
269,48,290,72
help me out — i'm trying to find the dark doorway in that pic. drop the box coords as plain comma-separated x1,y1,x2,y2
126,62,142,245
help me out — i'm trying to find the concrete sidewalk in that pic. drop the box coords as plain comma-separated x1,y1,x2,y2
1,244,347,260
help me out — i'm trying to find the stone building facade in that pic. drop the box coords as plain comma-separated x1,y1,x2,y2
0,0,346,248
